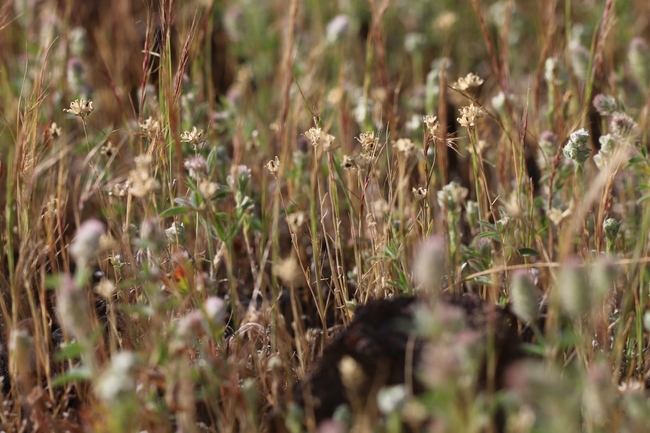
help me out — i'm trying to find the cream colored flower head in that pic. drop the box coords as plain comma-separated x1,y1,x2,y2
64,98,93,119
140,116,161,139
423,115,439,136
394,138,417,157
266,156,281,176
304,126,336,151
412,186,427,201
453,73,484,91
457,104,484,129
356,131,378,154
48,122,62,140
180,126,206,150
342,155,357,170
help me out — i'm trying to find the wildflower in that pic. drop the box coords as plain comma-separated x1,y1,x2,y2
94,352,137,403
592,94,618,116
184,156,208,179
610,112,638,143
70,219,105,268
304,127,336,151
570,44,590,80
139,116,161,139
326,14,350,44
286,211,307,232
453,72,484,92
437,181,468,212
491,91,506,112
64,98,93,119
502,193,523,218
273,254,304,288
100,141,116,158
339,355,365,391
204,297,226,325
95,278,116,299
140,217,166,250
423,114,439,136
457,104,484,129
372,199,391,220
434,11,458,32
57,273,91,340
110,181,130,197
47,122,62,140
547,202,573,226
377,385,407,414
563,128,591,165
110,254,126,270
180,126,206,150
465,200,479,228
510,271,540,324
603,218,621,245
165,221,186,245
198,179,219,199
544,57,562,85
404,33,425,53
412,186,427,201
341,155,357,170
266,156,281,176
618,380,644,395
394,138,417,157
559,258,590,318
356,131,378,154
227,164,252,189
593,134,616,170
413,236,447,292
128,155,159,197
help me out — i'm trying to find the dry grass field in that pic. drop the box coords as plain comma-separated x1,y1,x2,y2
2,0,650,432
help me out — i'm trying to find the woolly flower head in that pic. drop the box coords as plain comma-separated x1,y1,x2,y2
593,134,616,170
70,219,106,267
437,181,468,212
453,72,484,91
128,155,160,197
592,94,618,117
610,112,638,143
394,138,417,157
457,104,484,129
94,352,137,403
563,128,591,165
184,155,208,179
64,98,93,119
412,236,447,292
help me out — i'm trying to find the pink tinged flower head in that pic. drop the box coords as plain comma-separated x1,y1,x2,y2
70,219,105,268
57,273,91,340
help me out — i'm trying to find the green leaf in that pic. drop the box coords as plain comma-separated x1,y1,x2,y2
52,366,93,387
158,206,188,218
625,156,646,168
518,247,539,257
479,221,497,231
476,231,501,241
55,341,85,361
